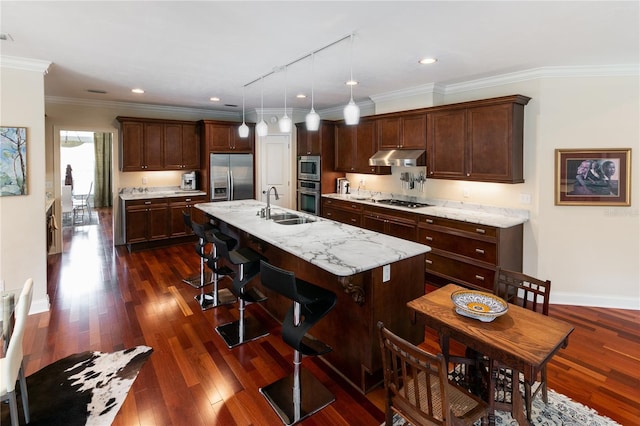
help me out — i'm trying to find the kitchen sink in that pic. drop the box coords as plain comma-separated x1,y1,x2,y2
269,212,316,225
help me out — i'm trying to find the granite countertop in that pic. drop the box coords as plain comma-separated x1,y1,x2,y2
119,186,206,201
323,193,529,228
195,200,430,277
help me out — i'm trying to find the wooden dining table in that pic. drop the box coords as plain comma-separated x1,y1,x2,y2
407,283,574,425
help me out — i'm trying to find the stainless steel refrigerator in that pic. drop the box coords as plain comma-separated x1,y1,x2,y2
210,153,254,201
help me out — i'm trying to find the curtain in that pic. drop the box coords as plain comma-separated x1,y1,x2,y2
93,132,113,208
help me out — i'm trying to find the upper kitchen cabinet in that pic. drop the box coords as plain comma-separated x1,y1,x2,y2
426,95,530,183
377,113,427,150
117,117,199,171
163,122,200,170
201,120,254,153
296,121,334,156
335,118,391,175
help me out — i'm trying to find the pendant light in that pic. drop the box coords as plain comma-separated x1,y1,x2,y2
343,33,360,125
278,65,292,133
305,52,320,131
256,76,268,137
238,85,249,138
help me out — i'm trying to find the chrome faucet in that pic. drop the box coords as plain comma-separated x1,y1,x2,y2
263,186,280,219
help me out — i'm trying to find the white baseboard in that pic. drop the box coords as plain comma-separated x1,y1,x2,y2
551,292,640,310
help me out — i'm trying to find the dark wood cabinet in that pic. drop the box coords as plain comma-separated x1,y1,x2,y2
362,206,418,242
164,123,200,170
168,195,207,237
117,117,200,171
377,113,426,150
321,198,363,226
426,95,530,183
335,119,391,175
417,215,523,292
125,198,169,244
296,124,321,155
203,120,254,152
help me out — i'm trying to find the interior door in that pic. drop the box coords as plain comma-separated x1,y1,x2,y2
260,135,290,208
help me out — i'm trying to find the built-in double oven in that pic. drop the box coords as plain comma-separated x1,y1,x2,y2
297,155,321,215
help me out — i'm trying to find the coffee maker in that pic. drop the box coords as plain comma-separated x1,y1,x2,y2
181,171,196,190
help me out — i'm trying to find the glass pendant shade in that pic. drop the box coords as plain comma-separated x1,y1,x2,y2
279,114,292,133
256,120,268,137
238,122,249,138
344,99,360,125
306,109,320,131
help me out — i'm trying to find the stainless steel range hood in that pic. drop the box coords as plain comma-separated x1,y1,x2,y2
369,149,426,167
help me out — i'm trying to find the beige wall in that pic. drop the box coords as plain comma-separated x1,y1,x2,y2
0,62,50,313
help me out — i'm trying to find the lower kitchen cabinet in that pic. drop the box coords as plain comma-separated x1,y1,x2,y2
321,198,362,226
362,206,418,242
124,195,207,251
417,215,523,291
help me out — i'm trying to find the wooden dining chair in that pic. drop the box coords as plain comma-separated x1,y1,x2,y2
490,268,551,419
377,321,488,426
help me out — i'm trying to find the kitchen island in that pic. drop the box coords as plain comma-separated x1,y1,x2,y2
196,200,430,393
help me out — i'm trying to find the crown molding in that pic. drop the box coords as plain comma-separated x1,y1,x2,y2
45,96,240,120
369,82,446,104
0,55,51,73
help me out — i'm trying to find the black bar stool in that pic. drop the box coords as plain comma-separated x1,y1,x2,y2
211,233,269,348
182,211,237,310
258,261,337,425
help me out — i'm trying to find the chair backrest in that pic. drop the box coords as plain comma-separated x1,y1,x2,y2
259,260,300,302
3,287,30,393
377,321,452,426
182,210,192,230
493,268,551,315
61,185,73,213
19,278,34,315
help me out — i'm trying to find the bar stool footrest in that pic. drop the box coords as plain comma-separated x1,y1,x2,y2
195,288,236,310
183,272,215,289
259,368,335,426
216,316,269,348
241,287,267,304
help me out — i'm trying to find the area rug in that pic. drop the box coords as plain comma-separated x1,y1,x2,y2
387,386,620,425
1,345,153,426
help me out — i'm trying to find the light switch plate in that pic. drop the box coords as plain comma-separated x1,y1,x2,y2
383,264,391,282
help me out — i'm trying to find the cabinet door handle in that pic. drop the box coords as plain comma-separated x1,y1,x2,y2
425,218,434,224
351,218,357,222
185,198,192,202
475,248,485,254
475,275,485,281
425,236,433,241
144,201,151,205
327,212,333,217
475,228,486,234
425,259,433,265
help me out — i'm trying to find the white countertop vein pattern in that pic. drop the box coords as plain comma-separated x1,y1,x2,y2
196,200,430,277
119,186,206,201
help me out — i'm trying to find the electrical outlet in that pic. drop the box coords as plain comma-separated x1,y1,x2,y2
142,177,148,185
520,193,532,204
383,264,391,282
463,188,470,198
359,178,366,187
0,280,4,291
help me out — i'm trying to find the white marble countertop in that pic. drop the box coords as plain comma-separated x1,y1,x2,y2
119,186,206,201
323,193,529,228
195,200,431,277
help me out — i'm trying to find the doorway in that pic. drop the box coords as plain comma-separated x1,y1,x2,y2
259,134,292,209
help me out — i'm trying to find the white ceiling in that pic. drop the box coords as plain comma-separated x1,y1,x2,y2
1,1,638,116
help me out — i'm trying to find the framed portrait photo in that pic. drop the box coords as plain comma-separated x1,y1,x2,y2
555,148,631,206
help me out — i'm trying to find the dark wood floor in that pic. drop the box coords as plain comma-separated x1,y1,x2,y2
19,208,640,425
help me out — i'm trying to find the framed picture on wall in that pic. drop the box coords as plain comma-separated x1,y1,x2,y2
555,148,631,206
0,126,28,196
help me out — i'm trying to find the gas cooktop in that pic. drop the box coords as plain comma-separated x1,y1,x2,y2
374,199,433,209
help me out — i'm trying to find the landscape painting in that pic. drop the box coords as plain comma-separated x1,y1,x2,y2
1,126,28,196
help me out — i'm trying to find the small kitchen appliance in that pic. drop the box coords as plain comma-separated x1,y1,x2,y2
337,178,350,194
181,171,196,191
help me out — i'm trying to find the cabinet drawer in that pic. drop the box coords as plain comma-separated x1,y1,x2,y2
425,252,494,291
323,206,361,226
323,198,363,212
418,215,497,238
418,227,497,264
125,198,168,208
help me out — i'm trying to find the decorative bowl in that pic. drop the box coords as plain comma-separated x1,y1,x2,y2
450,290,508,322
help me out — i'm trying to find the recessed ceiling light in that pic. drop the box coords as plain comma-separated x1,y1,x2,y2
346,80,358,86
210,97,220,102
296,94,307,99
419,57,437,65
131,88,144,94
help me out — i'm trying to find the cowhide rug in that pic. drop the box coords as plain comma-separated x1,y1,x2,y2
1,345,153,426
